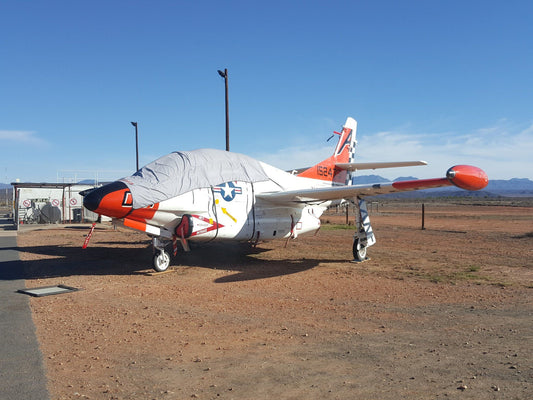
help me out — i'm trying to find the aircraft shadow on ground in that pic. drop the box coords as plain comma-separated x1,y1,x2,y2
0,240,335,282
181,243,323,283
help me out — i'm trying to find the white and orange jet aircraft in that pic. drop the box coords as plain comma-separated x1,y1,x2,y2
83,117,488,272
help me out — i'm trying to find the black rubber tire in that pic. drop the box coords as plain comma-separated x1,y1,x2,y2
153,251,170,272
352,238,367,262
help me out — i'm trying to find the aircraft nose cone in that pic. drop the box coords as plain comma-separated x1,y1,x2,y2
82,190,100,212
82,181,132,218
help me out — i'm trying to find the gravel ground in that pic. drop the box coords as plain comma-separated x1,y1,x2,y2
17,203,533,399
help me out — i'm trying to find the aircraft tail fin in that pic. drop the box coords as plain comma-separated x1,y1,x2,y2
297,117,357,185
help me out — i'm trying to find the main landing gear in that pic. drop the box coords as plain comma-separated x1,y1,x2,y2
352,237,367,262
351,198,375,262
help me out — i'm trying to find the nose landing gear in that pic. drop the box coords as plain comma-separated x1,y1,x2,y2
152,237,171,272
153,250,170,272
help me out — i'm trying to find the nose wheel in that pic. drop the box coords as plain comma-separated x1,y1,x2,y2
152,237,171,272
153,250,170,272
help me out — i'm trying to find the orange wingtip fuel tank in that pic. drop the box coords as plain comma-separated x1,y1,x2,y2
446,165,488,191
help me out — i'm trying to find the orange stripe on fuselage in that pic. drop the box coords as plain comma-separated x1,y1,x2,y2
123,217,147,232
128,203,160,221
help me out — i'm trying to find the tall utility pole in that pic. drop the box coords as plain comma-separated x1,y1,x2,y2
217,68,230,151
130,122,139,171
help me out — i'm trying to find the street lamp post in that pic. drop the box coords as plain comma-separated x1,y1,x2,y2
130,121,139,171
217,68,230,151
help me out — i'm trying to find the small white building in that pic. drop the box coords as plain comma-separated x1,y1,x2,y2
11,182,104,229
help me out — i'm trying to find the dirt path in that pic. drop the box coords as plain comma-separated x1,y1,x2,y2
18,203,533,399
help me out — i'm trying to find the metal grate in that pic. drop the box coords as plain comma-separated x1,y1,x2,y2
18,285,80,297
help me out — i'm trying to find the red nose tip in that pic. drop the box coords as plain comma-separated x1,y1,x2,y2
446,165,489,191
82,181,132,218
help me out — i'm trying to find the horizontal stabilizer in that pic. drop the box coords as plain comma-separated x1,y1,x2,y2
335,161,427,171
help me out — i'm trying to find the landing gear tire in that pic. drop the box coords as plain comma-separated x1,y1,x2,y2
153,250,170,272
352,239,367,262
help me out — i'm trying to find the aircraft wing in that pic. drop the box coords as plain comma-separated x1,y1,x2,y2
257,165,488,204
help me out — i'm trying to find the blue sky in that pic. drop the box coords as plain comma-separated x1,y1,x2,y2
1,0,532,183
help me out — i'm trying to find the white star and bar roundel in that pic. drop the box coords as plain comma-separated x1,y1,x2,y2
212,182,242,202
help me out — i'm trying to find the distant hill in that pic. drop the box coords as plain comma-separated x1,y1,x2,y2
393,176,418,182
485,178,533,196
352,175,390,184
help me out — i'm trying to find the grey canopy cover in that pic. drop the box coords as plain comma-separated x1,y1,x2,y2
119,149,269,209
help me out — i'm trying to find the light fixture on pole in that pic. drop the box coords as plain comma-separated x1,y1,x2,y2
130,121,139,171
217,68,230,151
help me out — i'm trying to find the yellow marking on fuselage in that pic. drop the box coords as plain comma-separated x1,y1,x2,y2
221,207,237,223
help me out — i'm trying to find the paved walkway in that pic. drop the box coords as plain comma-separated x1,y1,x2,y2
0,215,49,399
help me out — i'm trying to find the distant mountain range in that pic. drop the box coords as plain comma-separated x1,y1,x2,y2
352,175,533,197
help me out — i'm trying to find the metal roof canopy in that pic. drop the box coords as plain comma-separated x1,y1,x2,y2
11,182,110,189
18,284,80,297
11,183,75,188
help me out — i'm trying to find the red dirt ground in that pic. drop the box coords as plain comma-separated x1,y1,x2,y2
17,202,533,399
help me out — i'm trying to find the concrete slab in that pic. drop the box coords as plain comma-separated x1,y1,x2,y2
0,216,49,399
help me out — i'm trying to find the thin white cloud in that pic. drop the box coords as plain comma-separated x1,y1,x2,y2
0,130,46,145
358,121,533,179
253,120,533,180
254,144,332,171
